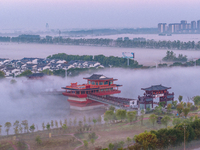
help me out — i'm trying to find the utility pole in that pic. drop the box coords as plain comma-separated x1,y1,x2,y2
183,123,187,150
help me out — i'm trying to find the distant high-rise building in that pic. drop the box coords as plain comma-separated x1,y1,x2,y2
180,20,187,30
158,23,167,33
186,23,191,30
168,24,175,33
174,23,180,32
197,20,200,30
46,23,49,30
191,21,196,29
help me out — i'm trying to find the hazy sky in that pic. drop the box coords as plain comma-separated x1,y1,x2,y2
0,0,200,30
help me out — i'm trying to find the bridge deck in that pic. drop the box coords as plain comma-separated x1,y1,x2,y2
87,94,138,111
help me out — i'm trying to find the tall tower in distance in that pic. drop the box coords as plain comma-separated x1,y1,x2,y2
158,23,167,33
191,21,196,29
46,23,49,30
197,20,200,30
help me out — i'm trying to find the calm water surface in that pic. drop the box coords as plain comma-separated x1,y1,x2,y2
1,43,200,65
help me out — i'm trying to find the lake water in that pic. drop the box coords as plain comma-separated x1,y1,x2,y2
0,43,200,66
0,42,200,135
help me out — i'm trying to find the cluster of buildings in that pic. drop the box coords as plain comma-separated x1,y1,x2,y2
0,58,104,77
158,20,200,33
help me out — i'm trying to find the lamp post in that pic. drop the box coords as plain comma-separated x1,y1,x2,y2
183,123,187,150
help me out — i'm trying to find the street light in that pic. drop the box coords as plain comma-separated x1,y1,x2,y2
183,123,187,150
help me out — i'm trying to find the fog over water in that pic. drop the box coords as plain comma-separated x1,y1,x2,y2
1,43,200,66
0,67,199,134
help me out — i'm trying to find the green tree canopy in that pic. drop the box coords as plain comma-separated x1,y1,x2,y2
161,115,171,128
18,70,32,77
104,110,115,123
116,109,127,121
127,111,137,124
149,114,158,127
0,70,5,78
193,96,200,106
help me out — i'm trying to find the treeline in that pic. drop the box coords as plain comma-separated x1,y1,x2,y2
162,51,187,62
1,35,200,50
47,53,142,68
115,40,200,50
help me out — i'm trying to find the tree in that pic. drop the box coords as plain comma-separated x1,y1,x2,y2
83,140,88,148
93,119,97,129
161,115,171,128
149,114,158,127
19,125,23,133
176,103,184,117
5,122,11,135
21,120,28,133
62,124,68,133
64,119,67,126
83,116,86,125
140,109,145,126
51,120,54,128
178,95,183,103
116,109,126,121
10,79,17,84
74,117,77,126
35,135,42,144
0,70,5,78
134,131,158,150
69,118,72,126
126,137,132,147
109,106,115,111
167,103,172,114
127,111,137,124
55,120,58,128
60,120,63,127
172,118,182,126
159,101,166,107
18,70,32,77
183,107,190,118
104,110,115,123
193,96,200,106
42,122,45,130
108,143,114,150
0,125,2,135
13,120,19,128
46,123,50,130
154,106,162,115
88,117,91,124
42,69,53,75
91,138,95,146
97,115,102,124
29,124,35,132
172,101,178,107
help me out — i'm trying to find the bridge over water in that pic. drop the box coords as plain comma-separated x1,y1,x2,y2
87,94,138,111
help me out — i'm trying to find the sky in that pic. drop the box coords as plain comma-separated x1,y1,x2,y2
0,0,200,30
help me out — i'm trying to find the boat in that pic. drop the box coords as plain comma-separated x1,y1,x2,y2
62,74,122,110
158,33,166,36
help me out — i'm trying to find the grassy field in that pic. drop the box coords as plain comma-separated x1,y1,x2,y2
1,113,200,150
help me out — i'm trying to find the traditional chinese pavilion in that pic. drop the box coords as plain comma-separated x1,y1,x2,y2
62,74,122,110
138,84,174,110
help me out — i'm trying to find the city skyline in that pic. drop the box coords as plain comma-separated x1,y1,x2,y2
0,0,200,30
